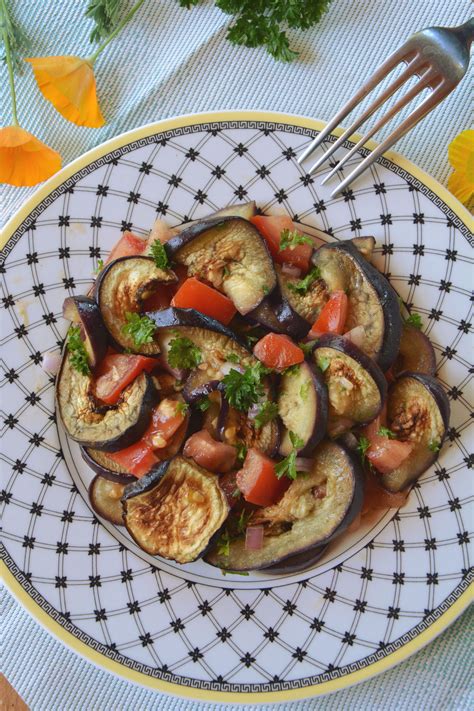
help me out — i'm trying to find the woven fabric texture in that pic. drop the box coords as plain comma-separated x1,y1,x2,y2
1,0,472,708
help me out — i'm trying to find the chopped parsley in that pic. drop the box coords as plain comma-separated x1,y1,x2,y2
94,258,104,274
300,382,310,400
121,312,156,347
245,334,260,348
67,325,90,375
222,362,268,412
279,229,312,251
356,435,370,461
220,569,249,577
275,431,305,480
405,312,423,329
231,487,242,499
317,355,330,373
226,352,240,363
262,284,270,295
428,440,441,452
287,266,321,295
235,442,248,463
254,401,278,429
299,340,317,356
217,529,231,557
282,363,301,376
377,426,396,439
167,336,202,369
237,509,251,534
197,396,211,412
149,239,170,270
175,401,189,415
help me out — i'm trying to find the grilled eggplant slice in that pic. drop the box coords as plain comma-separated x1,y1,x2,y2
247,299,286,334
95,256,176,354
164,217,276,315
89,475,127,525
62,296,107,368
278,361,328,456
393,324,436,377
312,240,401,370
122,456,229,563
205,441,364,571
351,236,375,261
56,352,157,451
217,392,280,457
81,447,136,484
381,373,450,492
312,335,386,433
275,265,329,326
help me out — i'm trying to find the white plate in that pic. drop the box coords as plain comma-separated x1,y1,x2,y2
1,111,472,702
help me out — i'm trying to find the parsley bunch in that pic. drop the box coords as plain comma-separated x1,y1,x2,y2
222,362,268,412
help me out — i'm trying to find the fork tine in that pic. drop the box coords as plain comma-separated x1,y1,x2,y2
330,81,453,197
306,58,423,174
297,44,414,165
321,67,438,186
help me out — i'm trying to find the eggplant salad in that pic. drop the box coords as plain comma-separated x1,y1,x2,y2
56,201,450,574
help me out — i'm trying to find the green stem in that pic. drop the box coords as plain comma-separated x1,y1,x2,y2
0,0,19,125
87,0,146,64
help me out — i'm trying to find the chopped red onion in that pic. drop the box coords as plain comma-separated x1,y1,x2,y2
281,264,302,278
295,457,313,472
42,351,61,374
245,525,264,551
343,325,366,348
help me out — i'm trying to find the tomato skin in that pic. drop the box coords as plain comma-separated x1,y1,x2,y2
310,290,348,336
108,440,158,478
93,355,157,405
171,277,237,325
236,448,290,507
250,215,312,272
106,231,147,263
361,416,412,476
253,332,304,371
183,430,237,473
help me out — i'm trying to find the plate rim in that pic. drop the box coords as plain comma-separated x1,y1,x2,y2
1,109,472,702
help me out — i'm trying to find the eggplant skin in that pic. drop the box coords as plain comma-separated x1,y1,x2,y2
312,240,402,371
89,475,126,526
393,324,436,377
56,352,157,451
205,440,364,571
122,456,229,564
164,217,277,315
147,307,249,349
381,372,450,492
264,545,328,575
81,447,136,484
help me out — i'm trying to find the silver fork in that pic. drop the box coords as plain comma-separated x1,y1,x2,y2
298,18,473,196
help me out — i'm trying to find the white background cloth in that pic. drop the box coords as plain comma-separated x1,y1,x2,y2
1,0,472,708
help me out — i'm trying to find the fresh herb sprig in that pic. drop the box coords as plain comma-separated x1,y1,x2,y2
428,440,441,452
279,229,312,251
168,336,202,369
235,442,247,463
288,266,321,295
122,312,156,346
356,435,370,461
377,426,396,439
275,431,305,480
67,325,90,375
405,312,423,329
85,0,122,43
0,0,30,70
149,239,170,270
254,401,278,429
222,362,268,412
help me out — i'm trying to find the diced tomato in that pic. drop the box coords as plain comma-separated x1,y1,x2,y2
366,437,413,475
93,354,157,405
362,467,409,513
253,332,304,371
171,277,237,325
310,290,348,336
236,448,290,507
106,231,147,263
183,430,237,473
250,215,313,272
108,440,158,478
143,398,186,448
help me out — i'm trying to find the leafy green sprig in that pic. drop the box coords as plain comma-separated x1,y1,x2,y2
275,431,305,480
122,312,156,346
67,326,90,375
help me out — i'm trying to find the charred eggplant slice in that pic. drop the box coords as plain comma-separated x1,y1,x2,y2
312,240,401,370
56,352,157,451
393,324,436,377
122,456,228,563
205,441,363,571
312,335,386,433
89,475,127,525
381,373,450,492
95,256,176,354
62,296,107,368
278,361,328,456
165,217,276,315
275,265,329,326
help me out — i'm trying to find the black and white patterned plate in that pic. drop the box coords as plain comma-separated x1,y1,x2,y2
1,112,472,702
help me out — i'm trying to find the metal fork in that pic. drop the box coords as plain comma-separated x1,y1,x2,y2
298,18,474,196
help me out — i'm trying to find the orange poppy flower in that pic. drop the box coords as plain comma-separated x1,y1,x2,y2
25,56,105,128
448,130,474,209
0,126,61,187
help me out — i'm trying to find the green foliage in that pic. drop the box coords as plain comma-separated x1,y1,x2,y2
86,0,122,43
254,401,278,429
67,326,90,375
275,431,304,480
149,239,170,270
279,229,312,251
0,0,31,70
222,362,268,412
167,336,202,369
122,312,156,346
405,312,423,329
377,426,396,439
288,266,321,295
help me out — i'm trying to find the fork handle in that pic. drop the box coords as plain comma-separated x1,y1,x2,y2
451,17,474,46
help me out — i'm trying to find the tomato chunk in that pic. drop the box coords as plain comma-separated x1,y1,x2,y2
310,290,348,336
106,231,147,263
93,354,157,405
171,277,237,325
250,215,312,272
236,448,290,507
253,332,304,371
366,437,413,475
108,441,158,478
143,398,186,448
183,430,237,473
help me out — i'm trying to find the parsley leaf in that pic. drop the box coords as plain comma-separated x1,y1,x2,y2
94,258,104,274
279,229,312,251
231,487,242,499
377,426,396,439
197,396,211,412
299,340,317,356
235,442,247,463
226,352,240,363
217,529,231,557
281,363,301,376
149,239,170,270
275,431,305,480
175,401,189,415
237,509,251,534
428,440,441,452
254,401,278,429
356,435,370,461
287,266,321,295
405,312,423,329
85,0,122,43
67,325,90,375
121,312,156,347
167,337,202,369
222,362,268,412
